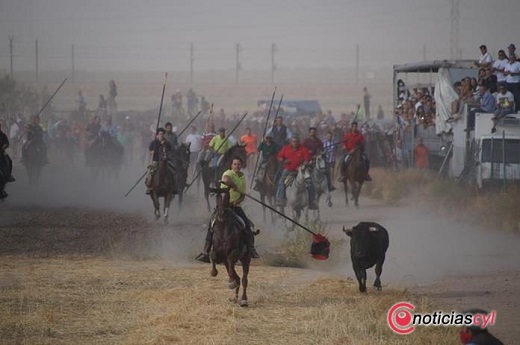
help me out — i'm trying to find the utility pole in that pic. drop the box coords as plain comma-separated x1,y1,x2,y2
71,44,75,82
355,44,359,85
450,0,460,60
235,43,241,84
190,42,194,84
35,40,39,82
9,35,14,79
271,43,277,84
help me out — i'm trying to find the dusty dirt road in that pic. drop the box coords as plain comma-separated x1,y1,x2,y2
1,164,519,343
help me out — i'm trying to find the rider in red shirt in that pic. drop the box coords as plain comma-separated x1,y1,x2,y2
339,122,371,181
275,135,317,209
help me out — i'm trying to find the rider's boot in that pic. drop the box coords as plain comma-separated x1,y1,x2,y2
246,230,260,259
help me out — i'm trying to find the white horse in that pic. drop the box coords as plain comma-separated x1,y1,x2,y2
311,154,332,220
280,163,312,228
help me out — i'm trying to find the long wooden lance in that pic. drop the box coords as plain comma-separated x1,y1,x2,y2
177,110,202,138
219,180,330,260
124,73,168,197
249,88,277,188
36,78,67,119
184,111,249,192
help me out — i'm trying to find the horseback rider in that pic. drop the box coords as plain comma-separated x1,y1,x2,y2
275,135,318,209
208,127,233,167
199,123,216,164
86,115,101,147
267,116,292,147
164,122,179,148
145,127,174,195
0,122,16,190
339,122,372,182
303,127,335,192
22,115,48,165
100,116,118,138
253,134,280,191
196,156,260,263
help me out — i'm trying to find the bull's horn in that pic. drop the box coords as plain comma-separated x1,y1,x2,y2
342,226,346,232
369,227,379,232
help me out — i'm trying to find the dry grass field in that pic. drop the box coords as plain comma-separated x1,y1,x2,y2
0,256,459,345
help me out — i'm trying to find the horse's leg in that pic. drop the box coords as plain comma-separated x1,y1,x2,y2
211,260,218,277
314,193,321,221
268,195,275,224
260,193,266,222
151,194,160,219
226,259,240,290
163,193,172,224
239,257,251,307
355,182,363,208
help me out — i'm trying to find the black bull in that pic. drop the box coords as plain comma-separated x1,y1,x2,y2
343,222,389,293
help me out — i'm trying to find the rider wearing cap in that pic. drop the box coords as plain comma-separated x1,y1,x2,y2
339,121,372,182
22,115,48,165
208,127,233,167
303,127,335,192
196,156,260,262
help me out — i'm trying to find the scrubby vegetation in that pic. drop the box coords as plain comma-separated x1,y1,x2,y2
366,168,520,233
262,221,345,268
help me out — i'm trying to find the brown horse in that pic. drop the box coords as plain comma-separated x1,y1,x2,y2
22,140,46,186
341,145,366,207
169,143,191,210
257,154,280,223
209,188,251,307
200,144,248,211
149,159,177,223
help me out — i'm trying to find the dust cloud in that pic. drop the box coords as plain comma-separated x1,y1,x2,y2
3,161,520,287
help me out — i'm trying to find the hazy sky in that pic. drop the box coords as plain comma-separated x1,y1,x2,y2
1,0,519,72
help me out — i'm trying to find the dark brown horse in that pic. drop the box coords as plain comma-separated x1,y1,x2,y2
22,140,46,186
209,187,251,307
257,154,280,223
0,156,7,199
341,145,366,207
169,143,190,210
149,159,177,223
85,132,124,181
200,144,248,211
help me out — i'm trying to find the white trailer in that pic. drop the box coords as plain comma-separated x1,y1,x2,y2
448,107,520,188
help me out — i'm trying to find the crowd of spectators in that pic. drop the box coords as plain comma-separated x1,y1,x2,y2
393,43,520,168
